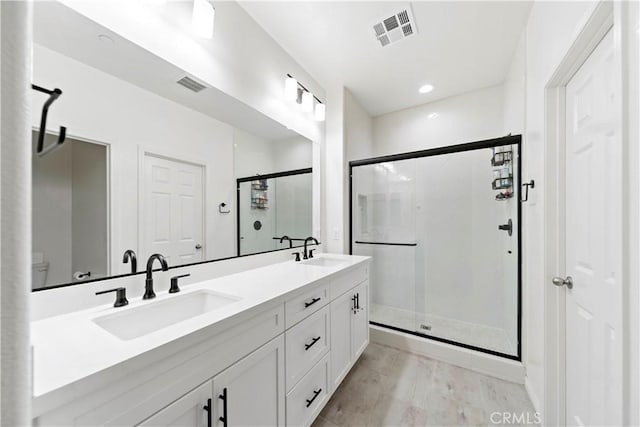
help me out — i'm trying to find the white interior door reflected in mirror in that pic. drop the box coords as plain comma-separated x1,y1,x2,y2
142,153,204,266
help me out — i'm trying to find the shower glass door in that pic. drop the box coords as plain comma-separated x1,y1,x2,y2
350,137,520,359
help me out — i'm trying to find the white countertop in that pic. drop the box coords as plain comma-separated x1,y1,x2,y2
31,253,369,412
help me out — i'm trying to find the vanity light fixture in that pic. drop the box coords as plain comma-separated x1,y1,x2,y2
284,73,325,122
419,84,434,94
284,76,298,101
192,0,215,39
314,103,326,122
301,91,314,112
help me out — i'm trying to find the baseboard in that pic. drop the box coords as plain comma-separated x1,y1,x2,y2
370,325,525,384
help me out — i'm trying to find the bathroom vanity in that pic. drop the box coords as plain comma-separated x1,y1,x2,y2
32,254,370,426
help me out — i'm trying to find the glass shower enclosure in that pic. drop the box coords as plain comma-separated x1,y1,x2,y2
350,136,521,359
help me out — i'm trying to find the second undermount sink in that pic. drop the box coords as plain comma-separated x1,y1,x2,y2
93,290,241,341
301,257,351,268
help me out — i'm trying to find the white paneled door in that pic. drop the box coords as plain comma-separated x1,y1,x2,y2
564,29,621,426
143,154,204,266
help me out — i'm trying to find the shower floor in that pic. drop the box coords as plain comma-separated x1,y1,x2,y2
370,303,515,356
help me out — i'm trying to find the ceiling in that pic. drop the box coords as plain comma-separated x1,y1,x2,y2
33,1,299,141
240,1,533,117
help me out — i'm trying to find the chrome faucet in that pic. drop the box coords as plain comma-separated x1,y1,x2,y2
279,235,293,248
122,249,137,274
303,237,319,260
144,253,168,300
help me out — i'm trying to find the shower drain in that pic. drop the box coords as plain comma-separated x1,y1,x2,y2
419,324,432,331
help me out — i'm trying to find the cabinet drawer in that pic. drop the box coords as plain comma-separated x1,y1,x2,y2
286,354,330,427
331,265,368,299
285,306,330,391
285,282,329,328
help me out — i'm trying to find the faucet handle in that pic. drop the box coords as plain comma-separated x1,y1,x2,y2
292,252,301,262
96,287,129,308
169,274,190,294
308,249,316,259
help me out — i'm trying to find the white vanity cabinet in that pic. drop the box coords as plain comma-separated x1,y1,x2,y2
212,335,285,427
138,336,285,427
33,257,370,427
330,280,369,390
138,382,211,427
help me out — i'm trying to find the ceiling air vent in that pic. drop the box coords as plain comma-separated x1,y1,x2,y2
372,6,417,48
176,75,208,93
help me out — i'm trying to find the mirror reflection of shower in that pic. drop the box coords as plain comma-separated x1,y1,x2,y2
351,138,520,358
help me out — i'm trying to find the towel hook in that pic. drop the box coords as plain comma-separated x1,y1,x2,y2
521,180,535,202
32,84,67,157
219,202,231,214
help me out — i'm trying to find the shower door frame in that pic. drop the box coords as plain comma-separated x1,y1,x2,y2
348,135,523,361
236,167,313,257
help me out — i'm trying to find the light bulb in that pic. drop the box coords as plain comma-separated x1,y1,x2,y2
192,0,215,39
314,103,326,122
302,91,314,112
284,76,298,101
419,84,434,94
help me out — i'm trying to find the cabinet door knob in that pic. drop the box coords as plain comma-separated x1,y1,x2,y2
195,244,203,250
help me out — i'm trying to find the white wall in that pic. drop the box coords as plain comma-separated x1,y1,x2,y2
32,133,73,285
502,32,526,360
345,89,373,162
32,44,237,274
520,1,598,414
372,85,505,156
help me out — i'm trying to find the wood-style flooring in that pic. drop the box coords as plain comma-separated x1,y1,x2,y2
313,343,537,427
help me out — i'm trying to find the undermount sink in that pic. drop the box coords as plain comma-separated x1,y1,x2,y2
301,257,350,268
93,290,241,340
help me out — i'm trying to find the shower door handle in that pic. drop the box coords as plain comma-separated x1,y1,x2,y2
498,219,513,236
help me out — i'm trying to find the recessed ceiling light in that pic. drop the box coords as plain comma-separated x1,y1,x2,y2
428,112,439,119
419,84,434,94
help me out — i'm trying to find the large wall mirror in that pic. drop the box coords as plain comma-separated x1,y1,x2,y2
31,2,314,291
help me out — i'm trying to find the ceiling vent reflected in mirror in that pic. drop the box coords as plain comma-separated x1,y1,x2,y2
372,6,417,47
176,75,208,93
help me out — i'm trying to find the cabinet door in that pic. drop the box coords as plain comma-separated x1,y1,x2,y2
212,335,285,427
138,382,211,427
330,289,355,390
351,281,369,360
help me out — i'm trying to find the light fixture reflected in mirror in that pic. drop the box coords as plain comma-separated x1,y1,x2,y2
192,0,215,39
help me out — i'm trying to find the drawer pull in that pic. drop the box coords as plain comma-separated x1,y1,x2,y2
203,398,212,427
304,336,321,351
218,387,228,426
304,297,321,308
305,388,323,408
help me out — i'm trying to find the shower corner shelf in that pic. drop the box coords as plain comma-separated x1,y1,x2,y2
491,151,512,166
492,176,513,190
250,179,269,210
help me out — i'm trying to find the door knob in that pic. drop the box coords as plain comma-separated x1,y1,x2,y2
195,244,202,250
552,276,573,289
